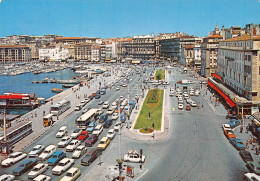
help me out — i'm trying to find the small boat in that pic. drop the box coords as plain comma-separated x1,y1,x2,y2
51,88,63,93
62,84,74,88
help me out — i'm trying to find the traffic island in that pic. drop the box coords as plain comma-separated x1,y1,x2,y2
134,89,164,131
154,69,165,80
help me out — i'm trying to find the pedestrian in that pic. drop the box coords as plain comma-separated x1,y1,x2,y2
246,141,249,149
255,147,258,155
240,125,243,133
250,136,253,144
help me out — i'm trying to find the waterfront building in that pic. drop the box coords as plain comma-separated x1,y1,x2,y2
27,42,41,61
39,45,68,61
201,34,223,78
91,45,100,62
0,45,31,63
117,34,156,60
74,43,93,61
217,35,260,101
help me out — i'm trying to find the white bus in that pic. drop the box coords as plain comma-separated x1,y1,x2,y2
76,108,98,129
50,100,71,116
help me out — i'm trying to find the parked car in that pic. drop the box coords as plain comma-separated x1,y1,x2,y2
114,121,122,132
66,140,81,152
104,119,113,128
186,105,191,111
86,122,97,134
116,87,120,91
111,101,117,109
58,136,72,148
92,124,103,136
222,124,232,131
81,148,100,166
124,150,145,163
72,145,86,159
48,151,66,166
239,150,254,162
102,102,110,109
60,167,81,181
85,134,98,147
95,94,101,99
27,163,48,179
39,145,56,161
0,174,15,181
120,114,127,123
190,101,197,107
246,162,260,175
106,108,115,115
74,105,82,111
99,114,108,123
112,113,119,120
98,99,104,105
28,145,45,158
224,130,236,140
229,138,246,150
56,126,68,138
106,129,116,140
13,159,37,176
227,119,240,128
77,131,89,141
97,137,110,150
1,152,27,167
178,104,184,110
52,158,74,175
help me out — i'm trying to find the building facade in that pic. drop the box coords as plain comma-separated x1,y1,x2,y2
0,45,31,63
201,34,223,78
39,45,68,61
91,45,100,62
218,35,260,101
74,44,93,61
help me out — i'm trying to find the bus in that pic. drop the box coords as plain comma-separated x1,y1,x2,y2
76,108,98,129
0,121,32,153
50,100,71,116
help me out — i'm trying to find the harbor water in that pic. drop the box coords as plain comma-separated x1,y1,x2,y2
0,68,76,115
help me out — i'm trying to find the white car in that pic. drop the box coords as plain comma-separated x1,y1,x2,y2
72,145,86,159
96,108,104,115
74,105,82,111
189,91,195,96
114,121,122,132
70,129,82,139
116,87,120,91
178,104,184,110
92,124,103,136
28,145,45,158
186,98,193,104
33,174,51,181
52,158,74,175
1,152,27,167
56,126,68,138
124,150,145,163
106,108,115,115
27,163,48,179
58,136,72,148
112,113,119,120
111,101,117,109
222,124,232,131
0,174,15,181
184,94,189,100
60,167,81,181
178,99,184,104
244,173,260,181
39,145,56,161
102,102,110,109
106,129,116,140
66,140,81,152
190,101,197,107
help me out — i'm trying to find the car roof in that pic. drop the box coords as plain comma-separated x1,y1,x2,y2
67,167,79,173
35,163,45,168
21,159,35,164
34,145,42,149
60,157,70,163
87,148,98,153
77,145,85,149
10,152,23,156
53,151,63,155
100,137,108,141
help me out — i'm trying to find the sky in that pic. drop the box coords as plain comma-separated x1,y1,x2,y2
0,0,259,38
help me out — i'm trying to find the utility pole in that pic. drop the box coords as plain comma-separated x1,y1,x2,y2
117,94,123,180
3,109,6,142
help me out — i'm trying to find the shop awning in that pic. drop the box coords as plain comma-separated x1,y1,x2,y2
0,95,26,99
212,73,221,80
208,81,236,107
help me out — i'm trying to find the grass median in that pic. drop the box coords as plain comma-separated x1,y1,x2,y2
134,89,164,130
154,69,165,80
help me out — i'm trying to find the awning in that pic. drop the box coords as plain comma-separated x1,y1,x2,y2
253,119,260,127
208,81,236,107
212,73,221,80
0,95,26,99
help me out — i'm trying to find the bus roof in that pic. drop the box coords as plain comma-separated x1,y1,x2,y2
77,108,98,122
43,114,53,119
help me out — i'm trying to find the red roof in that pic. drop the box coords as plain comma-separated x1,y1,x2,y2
0,95,26,99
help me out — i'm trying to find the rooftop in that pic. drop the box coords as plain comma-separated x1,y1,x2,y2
0,45,29,48
56,37,84,40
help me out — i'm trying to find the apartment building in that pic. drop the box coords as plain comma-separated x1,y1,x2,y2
91,45,100,62
217,35,260,101
0,45,31,63
201,34,223,78
74,44,93,61
39,45,68,61
117,35,156,60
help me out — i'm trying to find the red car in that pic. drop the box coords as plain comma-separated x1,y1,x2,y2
78,131,89,141
186,105,191,111
85,135,98,147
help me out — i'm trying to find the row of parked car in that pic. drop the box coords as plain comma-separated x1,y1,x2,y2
222,117,260,179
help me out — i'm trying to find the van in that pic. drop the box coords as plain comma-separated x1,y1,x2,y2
92,124,103,136
43,114,53,127
39,145,56,161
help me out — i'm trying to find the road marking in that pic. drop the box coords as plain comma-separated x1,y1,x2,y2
144,140,154,166
80,165,97,181
135,169,149,181
76,163,81,168
172,108,175,111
